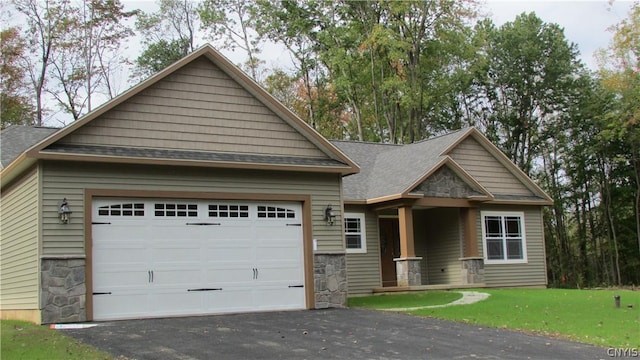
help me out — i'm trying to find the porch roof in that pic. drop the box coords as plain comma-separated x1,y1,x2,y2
332,129,469,201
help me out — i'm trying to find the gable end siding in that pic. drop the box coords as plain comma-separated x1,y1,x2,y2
40,161,343,256
0,167,40,310
476,205,547,287
57,58,327,159
448,138,533,196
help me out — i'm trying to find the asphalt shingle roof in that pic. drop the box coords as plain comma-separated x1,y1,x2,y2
332,128,470,200
0,126,59,168
43,144,350,168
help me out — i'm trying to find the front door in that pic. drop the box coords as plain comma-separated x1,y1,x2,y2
379,218,400,287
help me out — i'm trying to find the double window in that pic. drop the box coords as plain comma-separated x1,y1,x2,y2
481,212,527,264
344,213,366,253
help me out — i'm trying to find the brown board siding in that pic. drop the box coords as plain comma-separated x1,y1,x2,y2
40,161,343,255
345,205,381,295
58,57,327,159
477,205,547,287
415,208,462,285
448,138,534,196
0,167,40,309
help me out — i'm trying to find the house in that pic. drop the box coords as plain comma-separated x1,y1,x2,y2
332,133,552,295
0,45,551,325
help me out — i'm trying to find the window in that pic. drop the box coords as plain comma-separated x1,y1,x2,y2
344,213,366,253
98,203,145,217
481,211,527,264
257,205,295,219
209,204,249,218
154,203,198,217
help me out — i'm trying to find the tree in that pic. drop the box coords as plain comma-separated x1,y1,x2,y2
1,27,35,128
133,0,199,79
12,0,75,125
199,0,264,80
597,2,640,254
471,13,582,175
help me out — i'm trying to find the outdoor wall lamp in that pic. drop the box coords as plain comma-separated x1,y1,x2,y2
58,198,72,224
324,204,337,225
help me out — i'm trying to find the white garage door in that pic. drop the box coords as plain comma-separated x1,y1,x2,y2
91,198,305,321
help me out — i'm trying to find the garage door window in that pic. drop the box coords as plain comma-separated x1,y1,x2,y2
257,205,295,219
154,203,198,217
209,204,249,218
98,203,145,216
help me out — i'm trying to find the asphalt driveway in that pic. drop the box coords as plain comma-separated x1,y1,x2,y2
62,308,608,360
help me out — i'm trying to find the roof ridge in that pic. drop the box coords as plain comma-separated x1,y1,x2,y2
330,139,402,146
410,127,471,145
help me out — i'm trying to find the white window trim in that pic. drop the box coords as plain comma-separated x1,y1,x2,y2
344,212,367,254
481,211,528,264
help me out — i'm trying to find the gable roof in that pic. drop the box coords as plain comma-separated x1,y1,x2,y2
1,45,359,187
0,126,58,169
332,127,552,205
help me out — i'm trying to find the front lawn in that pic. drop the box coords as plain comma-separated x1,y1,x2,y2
0,320,114,360
348,290,462,309
349,288,640,348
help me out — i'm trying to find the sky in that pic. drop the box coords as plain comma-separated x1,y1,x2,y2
484,0,635,70
120,0,636,72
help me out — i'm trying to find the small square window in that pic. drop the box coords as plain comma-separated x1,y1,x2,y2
344,213,366,254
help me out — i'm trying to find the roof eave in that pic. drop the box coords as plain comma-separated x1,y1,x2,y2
33,152,355,175
0,154,37,189
485,198,554,206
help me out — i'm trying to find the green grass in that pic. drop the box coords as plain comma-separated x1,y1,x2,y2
348,290,462,309
1,320,114,360
349,288,640,348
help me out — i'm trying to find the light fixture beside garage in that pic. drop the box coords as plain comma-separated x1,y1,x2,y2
58,198,72,224
324,205,337,225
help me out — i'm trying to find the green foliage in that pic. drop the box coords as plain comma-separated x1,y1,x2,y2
0,27,35,128
134,38,190,78
350,289,640,348
0,320,114,359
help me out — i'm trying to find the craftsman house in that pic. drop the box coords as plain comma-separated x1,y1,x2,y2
0,45,551,324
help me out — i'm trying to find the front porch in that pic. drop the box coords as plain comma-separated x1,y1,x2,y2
377,201,486,289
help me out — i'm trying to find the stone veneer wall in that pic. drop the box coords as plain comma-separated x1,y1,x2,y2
41,258,86,324
395,258,422,286
414,167,484,198
460,257,485,284
313,253,347,309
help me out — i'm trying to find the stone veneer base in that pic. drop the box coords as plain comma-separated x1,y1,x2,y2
313,253,347,309
41,258,86,324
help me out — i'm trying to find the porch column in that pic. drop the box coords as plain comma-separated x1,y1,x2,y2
462,207,479,257
460,207,484,285
395,206,422,286
398,206,415,257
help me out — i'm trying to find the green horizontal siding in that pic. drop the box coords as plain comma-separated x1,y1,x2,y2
345,205,381,295
0,168,40,309
415,208,462,285
41,161,343,255
477,205,547,287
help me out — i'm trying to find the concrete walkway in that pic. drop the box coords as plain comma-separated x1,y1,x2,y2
383,291,490,312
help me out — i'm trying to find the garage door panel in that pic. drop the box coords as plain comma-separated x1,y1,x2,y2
92,199,305,320
253,287,305,310
204,288,254,312
93,269,149,289
93,292,149,320
206,265,254,284
205,246,253,262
